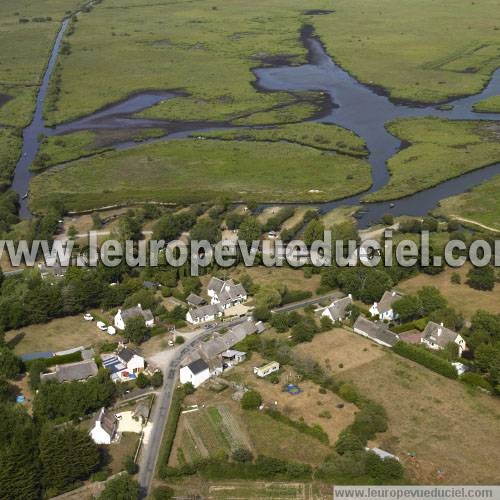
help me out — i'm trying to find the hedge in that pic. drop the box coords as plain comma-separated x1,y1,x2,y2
25,351,83,371
280,289,312,306
265,408,329,444
157,387,185,480
392,342,457,379
460,373,493,392
392,318,428,334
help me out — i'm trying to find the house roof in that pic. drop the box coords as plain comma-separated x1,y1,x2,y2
366,447,399,461
398,329,424,345
92,407,118,436
217,281,247,306
186,293,206,306
325,296,352,321
41,359,99,383
353,316,399,347
117,347,140,363
376,290,404,314
188,303,223,321
187,358,209,375
120,304,154,323
208,277,225,295
222,349,246,358
422,321,459,348
198,320,257,359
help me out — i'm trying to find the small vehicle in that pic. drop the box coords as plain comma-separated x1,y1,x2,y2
168,340,174,347
107,326,117,336
83,313,94,321
96,321,107,331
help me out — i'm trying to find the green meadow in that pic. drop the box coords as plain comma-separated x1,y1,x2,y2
365,117,500,201
473,96,500,113
29,138,372,212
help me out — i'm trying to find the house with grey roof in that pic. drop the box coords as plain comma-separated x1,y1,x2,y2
179,358,210,388
40,359,99,384
208,277,247,309
90,408,118,445
421,321,466,356
321,294,352,323
353,316,399,348
369,290,404,321
186,293,206,307
186,303,223,325
116,347,145,374
114,303,155,330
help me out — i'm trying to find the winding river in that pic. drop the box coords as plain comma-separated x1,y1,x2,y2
8,21,500,227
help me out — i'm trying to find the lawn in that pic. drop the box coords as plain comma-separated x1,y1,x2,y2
434,174,500,232
108,432,139,475
295,328,500,485
29,138,372,212
42,0,330,126
473,96,500,113
4,314,109,355
397,264,500,319
365,118,500,201
199,122,368,158
312,0,500,104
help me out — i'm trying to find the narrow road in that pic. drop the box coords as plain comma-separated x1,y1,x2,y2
137,317,248,497
271,291,344,314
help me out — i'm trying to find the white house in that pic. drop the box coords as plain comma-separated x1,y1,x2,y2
180,358,211,388
116,347,145,374
114,304,154,331
208,277,247,309
254,361,280,378
186,303,223,325
321,294,352,323
421,321,467,356
90,408,118,445
369,290,404,321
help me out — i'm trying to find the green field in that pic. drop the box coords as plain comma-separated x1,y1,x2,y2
29,138,372,212
434,174,500,232
312,0,500,104
473,96,500,113
0,128,22,190
43,0,332,126
366,117,500,201
198,122,368,157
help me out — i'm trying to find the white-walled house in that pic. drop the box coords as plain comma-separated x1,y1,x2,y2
321,295,352,323
186,303,223,325
421,321,467,356
369,290,404,321
208,277,247,309
117,347,145,374
114,304,154,331
90,408,118,445
180,358,211,388
353,316,399,348
254,361,280,378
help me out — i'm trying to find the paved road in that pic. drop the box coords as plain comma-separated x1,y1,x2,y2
137,317,248,497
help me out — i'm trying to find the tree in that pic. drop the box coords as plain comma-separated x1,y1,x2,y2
392,295,423,322
291,319,318,343
241,390,262,410
124,316,149,344
232,448,253,462
151,486,175,500
135,372,150,389
0,378,17,403
320,316,334,331
335,430,364,455
151,371,163,388
0,347,22,379
190,218,221,244
67,225,78,240
303,219,325,246
100,474,140,500
365,452,404,481
123,456,139,475
417,286,447,315
238,216,262,244
467,265,495,291
381,214,394,226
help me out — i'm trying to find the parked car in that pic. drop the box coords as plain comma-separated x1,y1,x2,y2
107,326,117,336
83,313,94,321
96,321,107,331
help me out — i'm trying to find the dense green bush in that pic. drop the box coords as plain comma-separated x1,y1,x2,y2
241,390,262,410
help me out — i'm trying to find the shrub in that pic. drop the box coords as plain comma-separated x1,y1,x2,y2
175,335,185,344
151,371,164,388
151,486,175,500
232,448,254,463
135,372,150,389
460,373,493,391
123,455,139,474
335,430,364,455
338,383,360,404
241,390,262,410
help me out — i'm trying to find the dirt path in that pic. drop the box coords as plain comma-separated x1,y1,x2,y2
450,215,500,233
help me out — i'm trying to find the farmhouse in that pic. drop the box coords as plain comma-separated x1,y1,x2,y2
421,321,467,356
180,358,211,388
353,316,399,348
320,294,352,322
114,303,155,330
186,303,223,324
117,347,145,374
89,407,118,445
40,359,99,383
369,290,404,321
208,277,247,309
254,361,280,378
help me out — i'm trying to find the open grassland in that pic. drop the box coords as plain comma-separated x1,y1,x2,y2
44,0,331,125
435,174,500,231
312,0,500,104
296,328,500,485
208,482,309,499
198,122,368,157
366,118,500,201
398,264,500,318
473,96,500,113
0,128,22,190
29,139,372,212
4,314,108,355
34,128,166,169
0,0,83,128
